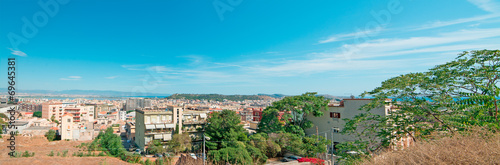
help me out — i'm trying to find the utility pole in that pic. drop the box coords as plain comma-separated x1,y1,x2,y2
325,132,328,161
316,126,319,137
331,127,335,165
203,134,206,165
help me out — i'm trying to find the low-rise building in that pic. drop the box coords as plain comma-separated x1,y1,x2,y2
305,99,393,149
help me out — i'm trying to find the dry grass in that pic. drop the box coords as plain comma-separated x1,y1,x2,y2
363,127,500,165
0,135,136,165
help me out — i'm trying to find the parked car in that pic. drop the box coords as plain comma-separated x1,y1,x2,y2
135,149,141,155
154,153,163,158
189,153,197,159
163,152,174,157
281,155,302,162
287,155,302,160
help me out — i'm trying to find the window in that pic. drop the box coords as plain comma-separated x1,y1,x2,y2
330,112,341,118
67,119,71,122
333,127,340,133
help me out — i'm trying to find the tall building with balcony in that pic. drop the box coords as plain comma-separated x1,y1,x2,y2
135,108,177,150
42,102,64,121
135,106,209,150
181,110,207,141
42,103,95,123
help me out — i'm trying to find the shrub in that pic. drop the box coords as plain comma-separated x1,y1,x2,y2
48,150,54,156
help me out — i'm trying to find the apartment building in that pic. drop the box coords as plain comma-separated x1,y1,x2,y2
125,122,136,141
125,98,152,111
135,108,176,150
135,106,208,150
180,110,207,141
42,103,95,123
19,103,42,112
42,102,64,121
305,99,392,148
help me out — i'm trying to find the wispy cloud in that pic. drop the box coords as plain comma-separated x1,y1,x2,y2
121,64,146,71
8,48,27,57
318,29,382,44
60,76,81,81
105,76,119,79
468,0,500,13
147,66,171,73
413,14,500,30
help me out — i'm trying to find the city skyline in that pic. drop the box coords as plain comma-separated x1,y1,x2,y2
2,0,500,95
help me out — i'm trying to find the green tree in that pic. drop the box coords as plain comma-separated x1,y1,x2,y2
168,133,192,154
205,110,254,164
33,111,42,118
258,92,329,136
205,110,248,150
45,129,57,142
147,140,165,155
257,108,284,134
340,50,500,161
51,115,55,122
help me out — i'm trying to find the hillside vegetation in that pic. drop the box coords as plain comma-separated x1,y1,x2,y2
362,127,500,165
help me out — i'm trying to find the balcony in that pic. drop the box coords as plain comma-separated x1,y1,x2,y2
182,119,207,125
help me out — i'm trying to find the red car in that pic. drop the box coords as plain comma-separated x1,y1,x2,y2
297,157,325,165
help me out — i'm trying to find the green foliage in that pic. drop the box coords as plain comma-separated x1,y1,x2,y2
208,143,253,165
167,93,262,101
257,108,284,134
21,151,35,157
62,150,68,157
0,113,8,119
48,150,54,156
147,140,166,155
168,133,192,154
258,92,329,136
341,50,500,162
301,135,330,157
51,115,55,122
206,110,248,150
144,159,152,165
33,111,42,118
45,129,57,142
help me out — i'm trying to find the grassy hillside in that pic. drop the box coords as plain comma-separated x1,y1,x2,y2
360,127,500,165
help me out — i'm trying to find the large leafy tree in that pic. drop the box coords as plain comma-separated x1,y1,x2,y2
258,92,329,136
257,108,284,134
206,110,257,164
340,50,500,159
205,110,248,150
168,133,192,154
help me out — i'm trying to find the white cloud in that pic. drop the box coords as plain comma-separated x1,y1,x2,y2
147,66,170,73
414,14,500,30
247,28,500,76
105,76,119,79
468,0,500,13
60,76,81,81
318,28,382,44
121,64,145,71
8,48,27,57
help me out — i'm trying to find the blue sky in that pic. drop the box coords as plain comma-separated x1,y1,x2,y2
1,0,500,95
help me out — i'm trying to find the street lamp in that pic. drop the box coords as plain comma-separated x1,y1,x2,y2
203,134,210,165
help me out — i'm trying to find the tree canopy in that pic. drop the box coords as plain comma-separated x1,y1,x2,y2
339,50,500,161
258,92,329,136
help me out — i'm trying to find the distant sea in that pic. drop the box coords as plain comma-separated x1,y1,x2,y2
18,95,170,101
